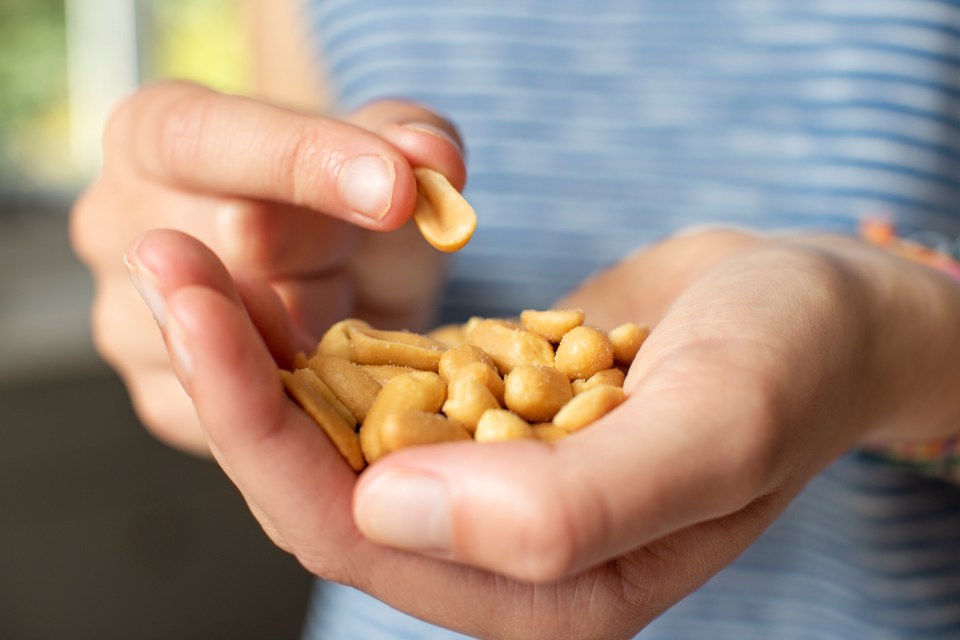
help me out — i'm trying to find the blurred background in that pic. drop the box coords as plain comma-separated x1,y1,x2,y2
0,1,314,638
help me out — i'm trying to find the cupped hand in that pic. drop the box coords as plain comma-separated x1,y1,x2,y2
70,81,464,454
121,225,960,639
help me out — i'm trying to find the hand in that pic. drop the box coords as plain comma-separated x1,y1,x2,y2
109,226,960,639
70,81,465,455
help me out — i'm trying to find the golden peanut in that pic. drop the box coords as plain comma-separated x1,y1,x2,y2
360,371,447,463
572,367,626,394
280,369,365,471
553,384,626,432
474,409,534,443
503,364,573,423
449,361,505,406
466,318,554,374
608,321,650,366
412,167,477,252
532,424,569,444
347,325,448,371
380,411,471,454
442,377,501,434
359,364,418,386
317,318,370,360
307,354,382,423
428,322,467,346
520,308,585,343
554,325,614,380
439,344,497,383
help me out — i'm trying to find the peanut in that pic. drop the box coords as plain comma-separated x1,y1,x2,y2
380,411,471,454
439,344,497,383
474,409,534,443
359,371,447,463
553,384,626,432
412,167,477,252
503,364,573,423
307,354,382,423
466,318,554,374
348,325,448,371
520,308,585,343
554,325,614,380
608,321,650,366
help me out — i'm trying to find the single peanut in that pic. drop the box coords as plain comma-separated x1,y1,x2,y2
474,409,534,443
280,369,365,471
359,364,419,386
466,318,554,374
412,167,477,252
380,411,471,454
552,384,626,432
531,424,569,444
520,308,585,343
439,344,497,383
503,364,573,423
442,377,501,434
317,318,370,360
448,361,505,406
348,325,448,371
608,321,650,365
554,325,614,380
307,354,382,423
572,367,626,394
359,371,447,463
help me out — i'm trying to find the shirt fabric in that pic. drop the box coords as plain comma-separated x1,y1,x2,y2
300,1,960,637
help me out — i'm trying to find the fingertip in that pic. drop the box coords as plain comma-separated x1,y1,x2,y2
382,121,467,191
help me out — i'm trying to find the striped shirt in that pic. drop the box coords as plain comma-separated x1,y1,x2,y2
301,1,960,638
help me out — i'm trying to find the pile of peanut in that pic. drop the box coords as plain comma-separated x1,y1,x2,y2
280,309,649,471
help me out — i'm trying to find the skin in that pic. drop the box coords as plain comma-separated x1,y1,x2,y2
70,3,960,638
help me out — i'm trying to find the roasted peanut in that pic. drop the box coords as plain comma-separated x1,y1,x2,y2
442,377,501,434
380,411,471,454
503,364,573,423
347,325,448,371
552,384,626,432
412,167,477,252
317,318,370,360
571,367,626,394
280,369,365,471
466,318,554,374
449,361,505,406
428,322,467,347
359,364,419,386
307,354,382,423
608,321,650,365
474,409,534,443
439,344,497,383
520,308,585,343
554,325,614,380
360,371,447,463
531,424,569,444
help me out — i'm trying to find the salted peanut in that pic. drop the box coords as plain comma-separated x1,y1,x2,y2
553,384,626,432
608,321,650,365
280,369,365,471
572,367,626,395
474,409,534,443
449,361,505,405
428,323,467,347
359,371,447,464
466,318,554,374
347,325,448,371
520,308,585,343
289,368,357,428
503,364,573,423
317,318,371,360
442,377,501,434
439,344,497,383
380,411,471,454
532,424,569,444
307,354,382,423
359,364,418,386
554,325,614,380
412,167,477,252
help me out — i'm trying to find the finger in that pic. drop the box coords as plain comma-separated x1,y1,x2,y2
353,352,788,583
348,99,467,190
105,81,418,229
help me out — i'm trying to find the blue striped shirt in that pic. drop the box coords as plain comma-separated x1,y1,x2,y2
301,1,960,638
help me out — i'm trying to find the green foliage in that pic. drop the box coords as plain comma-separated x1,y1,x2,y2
0,0,67,131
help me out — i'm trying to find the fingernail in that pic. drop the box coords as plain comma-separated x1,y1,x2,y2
165,312,194,381
124,250,167,326
401,122,463,152
355,470,453,552
338,155,395,220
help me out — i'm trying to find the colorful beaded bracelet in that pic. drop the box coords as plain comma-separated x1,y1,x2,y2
858,219,960,483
